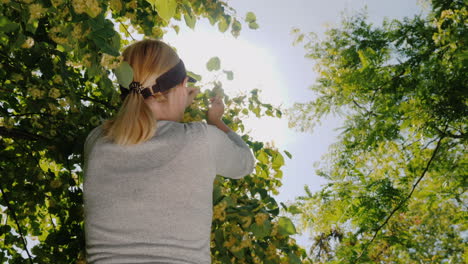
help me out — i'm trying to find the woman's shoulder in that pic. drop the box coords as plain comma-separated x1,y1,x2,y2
183,120,209,133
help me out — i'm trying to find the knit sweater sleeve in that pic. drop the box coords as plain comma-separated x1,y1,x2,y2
205,123,256,179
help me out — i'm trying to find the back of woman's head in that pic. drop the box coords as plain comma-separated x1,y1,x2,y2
102,38,180,146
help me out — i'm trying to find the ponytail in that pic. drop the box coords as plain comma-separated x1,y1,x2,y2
100,38,179,146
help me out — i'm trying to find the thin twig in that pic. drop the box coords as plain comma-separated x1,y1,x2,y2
353,129,447,263
0,168,34,264
110,7,135,41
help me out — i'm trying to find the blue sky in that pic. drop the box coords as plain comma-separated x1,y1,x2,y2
163,0,426,249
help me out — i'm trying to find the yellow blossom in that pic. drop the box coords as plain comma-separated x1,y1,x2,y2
50,0,63,7
59,98,68,108
239,215,252,228
48,88,61,99
71,23,83,41
213,200,227,221
110,0,123,13
72,0,86,14
223,236,236,248
28,3,47,22
271,221,278,236
48,102,60,115
21,37,35,49
125,12,137,21
127,0,137,9
50,179,62,188
11,73,23,81
70,104,79,113
254,212,269,225
52,75,63,84
100,54,123,69
49,26,68,45
28,86,43,99
239,235,252,248
82,53,93,68
72,0,102,18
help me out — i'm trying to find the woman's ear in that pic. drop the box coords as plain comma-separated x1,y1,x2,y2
183,76,188,87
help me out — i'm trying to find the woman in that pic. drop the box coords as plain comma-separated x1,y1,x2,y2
82,39,256,263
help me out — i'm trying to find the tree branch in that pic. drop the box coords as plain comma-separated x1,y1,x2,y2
0,126,52,141
0,167,34,264
353,132,446,263
79,95,116,111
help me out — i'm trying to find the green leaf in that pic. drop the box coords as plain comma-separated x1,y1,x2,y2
288,205,302,215
276,109,282,118
256,150,268,164
184,13,196,29
147,0,177,22
288,252,302,264
187,71,202,81
245,12,256,23
252,106,260,117
218,18,229,33
206,56,221,71
91,35,120,56
248,220,272,239
231,19,242,38
272,153,284,169
223,70,234,80
248,22,259,30
113,61,134,88
283,150,292,159
278,216,296,236
172,25,180,34
0,16,19,32
109,32,121,53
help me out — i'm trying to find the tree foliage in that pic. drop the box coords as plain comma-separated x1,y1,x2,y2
286,0,466,263
0,0,307,263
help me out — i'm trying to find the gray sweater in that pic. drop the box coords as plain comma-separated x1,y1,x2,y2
83,120,256,264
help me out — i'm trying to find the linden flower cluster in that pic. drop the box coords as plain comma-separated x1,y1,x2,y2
0,117,14,129
52,75,63,84
71,23,90,43
213,200,228,221
27,85,45,99
270,221,278,236
254,212,269,225
48,88,61,99
265,243,278,260
21,37,35,49
239,215,252,228
28,3,47,23
72,0,102,18
50,0,64,7
48,25,68,45
58,96,73,108
110,0,123,13
67,53,93,68
48,102,60,115
100,54,123,70
223,234,253,253
30,115,43,129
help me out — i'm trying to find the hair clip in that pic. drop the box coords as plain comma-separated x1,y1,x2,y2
129,81,144,94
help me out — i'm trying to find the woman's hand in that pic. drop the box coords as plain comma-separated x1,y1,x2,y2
207,94,224,125
185,84,200,108
164,79,188,120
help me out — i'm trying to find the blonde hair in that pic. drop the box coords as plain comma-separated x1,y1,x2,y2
101,38,180,146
